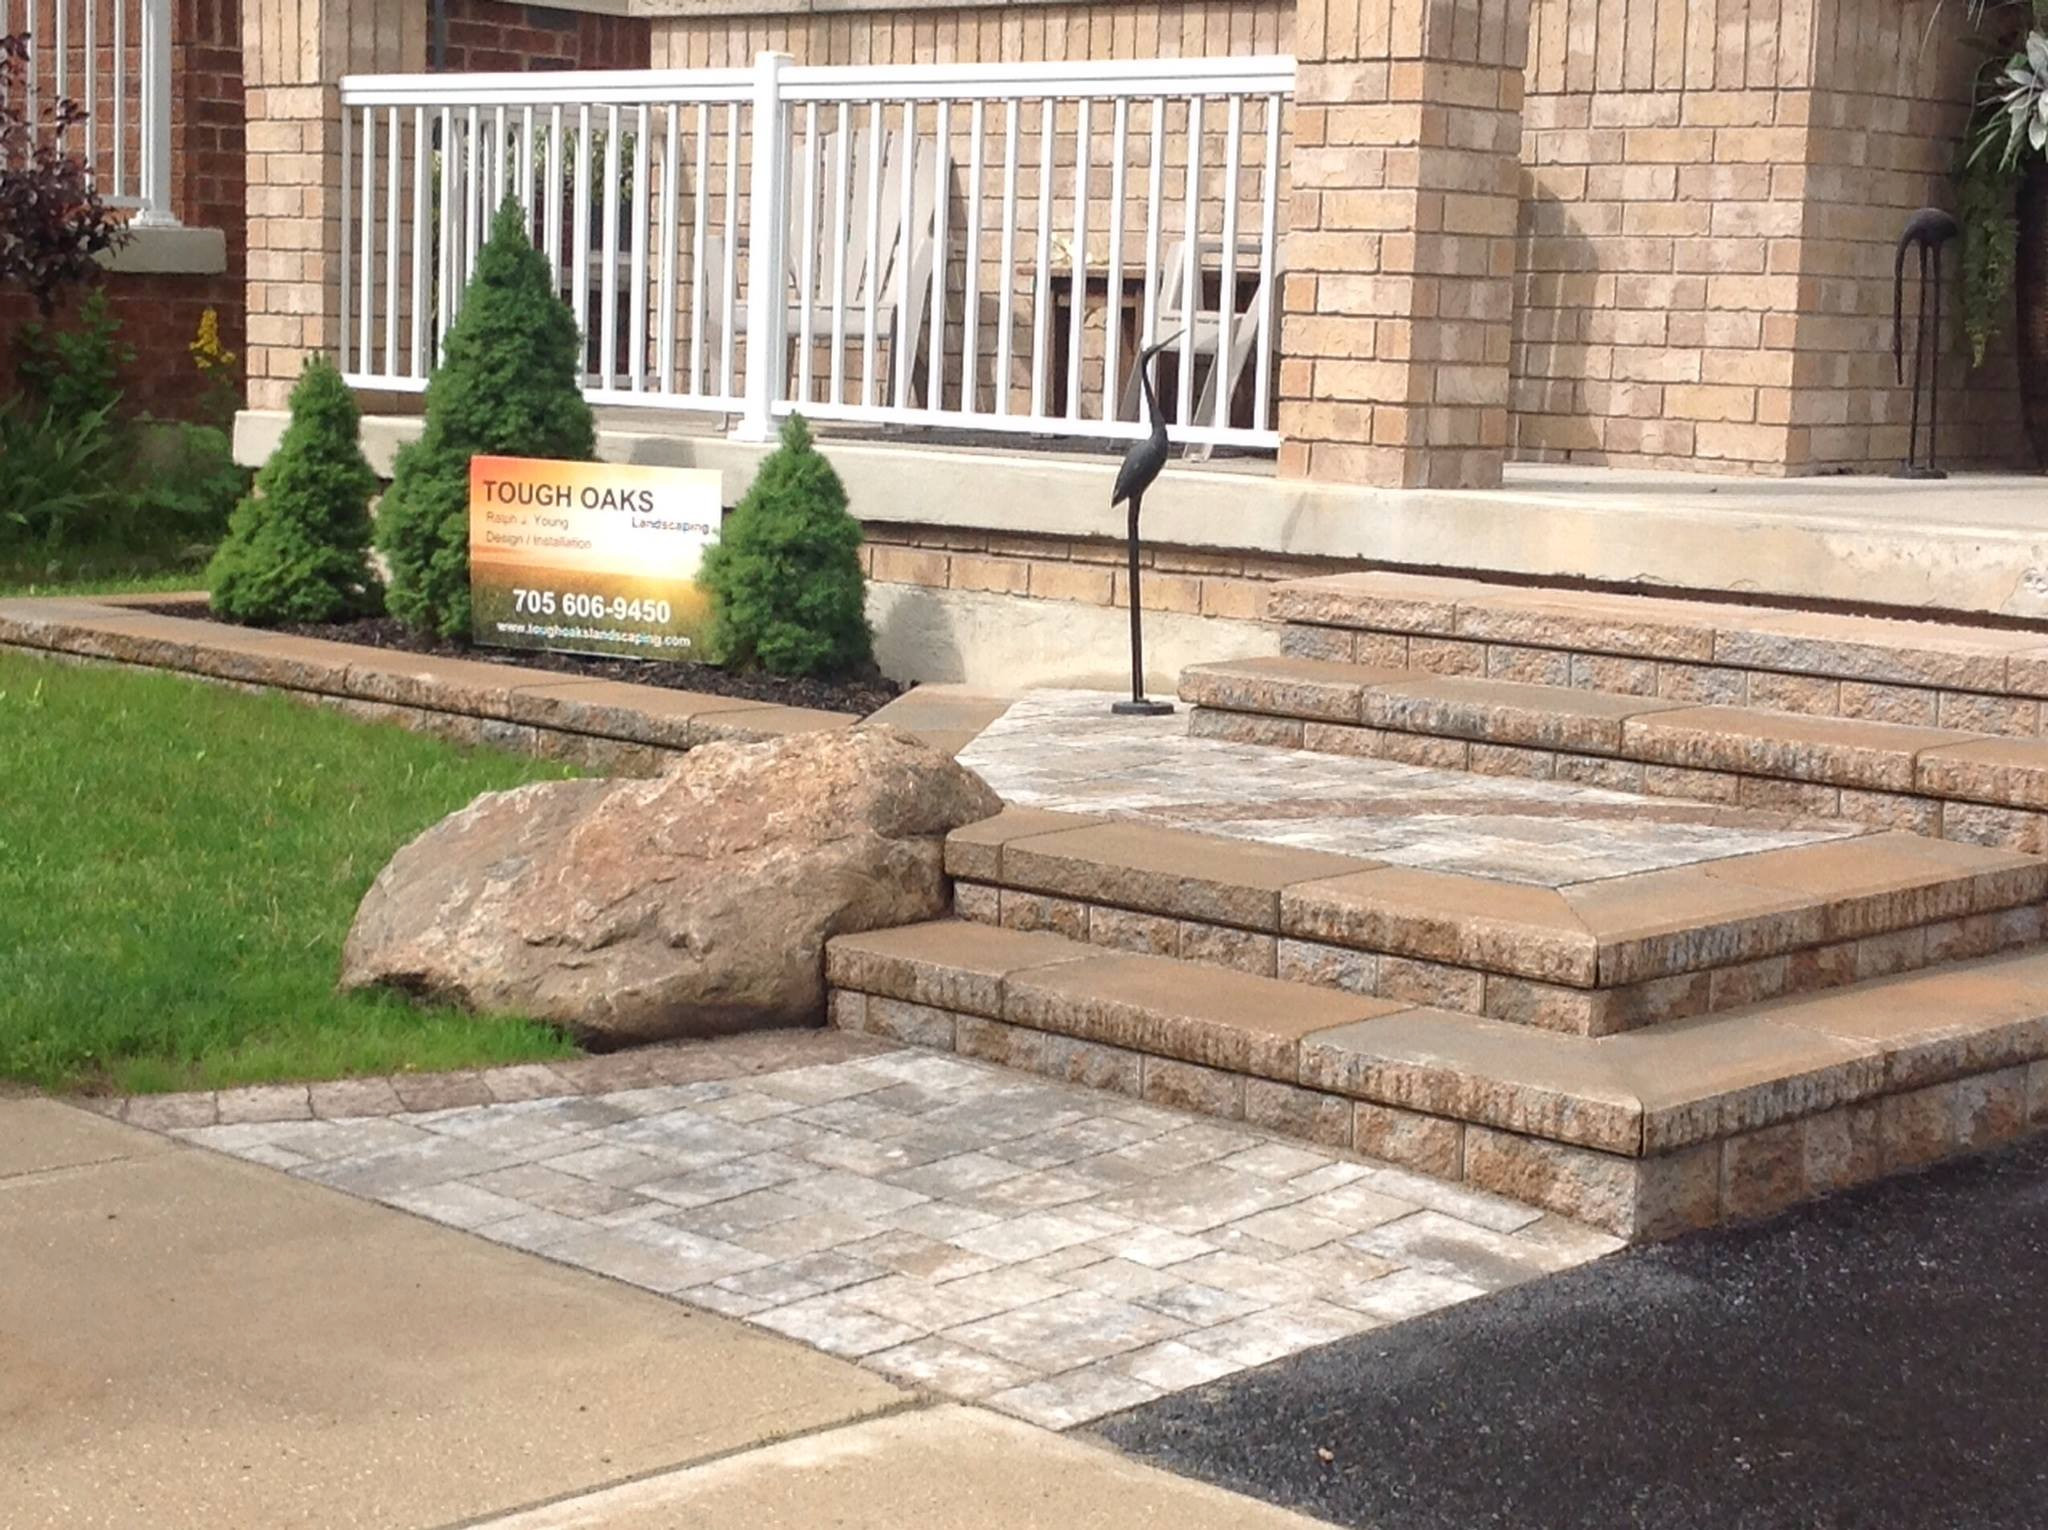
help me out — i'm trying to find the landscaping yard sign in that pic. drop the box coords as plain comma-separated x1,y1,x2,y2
468,456,719,660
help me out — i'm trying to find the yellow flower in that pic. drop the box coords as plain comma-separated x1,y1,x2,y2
189,308,237,374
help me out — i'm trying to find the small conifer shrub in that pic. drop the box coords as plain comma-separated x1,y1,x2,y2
699,414,872,678
378,197,595,638
206,355,381,625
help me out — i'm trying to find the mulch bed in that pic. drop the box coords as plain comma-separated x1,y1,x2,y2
143,605,902,718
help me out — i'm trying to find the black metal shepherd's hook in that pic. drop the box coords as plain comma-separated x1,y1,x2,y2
1109,331,1185,717
1894,206,1960,480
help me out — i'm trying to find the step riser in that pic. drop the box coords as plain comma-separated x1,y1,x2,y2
1272,574,2048,732
953,880,2048,1036
1190,704,2048,856
826,980,2048,1242
1280,622,2048,738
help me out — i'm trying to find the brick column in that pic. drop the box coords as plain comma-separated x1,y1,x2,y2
242,0,425,409
1281,0,1531,487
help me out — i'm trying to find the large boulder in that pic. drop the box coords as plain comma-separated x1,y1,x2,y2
340,725,1001,1043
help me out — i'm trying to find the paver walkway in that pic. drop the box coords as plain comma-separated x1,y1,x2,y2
958,690,1862,885
0,1090,1331,1529
159,1035,1618,1430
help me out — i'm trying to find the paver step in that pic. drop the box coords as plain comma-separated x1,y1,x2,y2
825,918,2048,1239
1182,655,2048,852
1270,571,2048,735
940,806,2048,1037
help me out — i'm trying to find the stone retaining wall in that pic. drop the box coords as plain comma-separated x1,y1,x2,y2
0,595,856,769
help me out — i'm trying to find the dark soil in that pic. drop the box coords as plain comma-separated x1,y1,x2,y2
147,605,902,718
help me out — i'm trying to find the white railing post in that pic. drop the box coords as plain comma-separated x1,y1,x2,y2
134,0,178,225
733,51,790,442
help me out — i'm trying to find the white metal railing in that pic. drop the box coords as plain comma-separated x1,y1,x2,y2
338,52,1292,452
3,0,175,222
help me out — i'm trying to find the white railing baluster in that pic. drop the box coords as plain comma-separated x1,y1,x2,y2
893,97,914,413
546,105,565,297
691,102,709,396
1065,98,1087,421
719,99,738,404
386,106,401,374
861,98,881,409
463,105,481,286
659,104,680,396
600,104,620,389
629,104,650,392
136,0,171,220
1104,96,1127,422
338,106,352,376
962,99,983,414
359,106,375,372
1142,98,1164,355
1029,99,1052,421
83,0,94,180
437,107,455,363
829,102,850,406
329,56,1290,448
411,106,429,378
1215,93,1241,434
1255,93,1280,432
928,98,948,413
798,101,818,405
996,97,1018,417
1178,95,1202,431
572,104,590,371
520,105,535,220
111,0,124,199
493,104,507,211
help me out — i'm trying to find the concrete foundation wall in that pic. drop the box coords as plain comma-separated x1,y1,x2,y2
869,580,1278,690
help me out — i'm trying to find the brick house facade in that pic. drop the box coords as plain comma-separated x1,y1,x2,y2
11,0,2020,477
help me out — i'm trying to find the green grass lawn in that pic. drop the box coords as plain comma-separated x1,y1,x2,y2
0,650,580,1094
0,553,210,599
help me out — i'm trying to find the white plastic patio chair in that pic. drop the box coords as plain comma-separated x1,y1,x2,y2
704,128,947,411
1119,235,1283,458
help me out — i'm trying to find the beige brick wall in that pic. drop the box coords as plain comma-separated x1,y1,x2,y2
1283,0,1531,489
1513,0,2025,474
243,0,426,409
859,522,1340,616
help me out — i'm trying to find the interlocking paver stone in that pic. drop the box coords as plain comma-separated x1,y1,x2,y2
161,1040,1614,1428
957,690,1859,887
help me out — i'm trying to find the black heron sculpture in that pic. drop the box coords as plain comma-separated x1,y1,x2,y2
1109,330,1183,717
1893,206,1961,480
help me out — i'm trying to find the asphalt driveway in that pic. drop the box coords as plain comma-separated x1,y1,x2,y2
1097,1135,2048,1530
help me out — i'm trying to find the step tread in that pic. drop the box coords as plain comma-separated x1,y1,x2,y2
1185,653,2048,804
944,806,2044,989
828,920,2048,1159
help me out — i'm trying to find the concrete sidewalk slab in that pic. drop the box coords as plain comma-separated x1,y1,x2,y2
0,1101,904,1530
471,1406,1330,1529
0,1096,173,1179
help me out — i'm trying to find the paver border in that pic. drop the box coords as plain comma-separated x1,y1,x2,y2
0,593,862,771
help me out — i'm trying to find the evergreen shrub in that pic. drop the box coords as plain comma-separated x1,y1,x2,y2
699,414,872,679
206,355,382,624
377,198,594,638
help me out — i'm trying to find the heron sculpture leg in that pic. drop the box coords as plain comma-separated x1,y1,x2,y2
1109,332,1184,719
1111,491,1170,716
